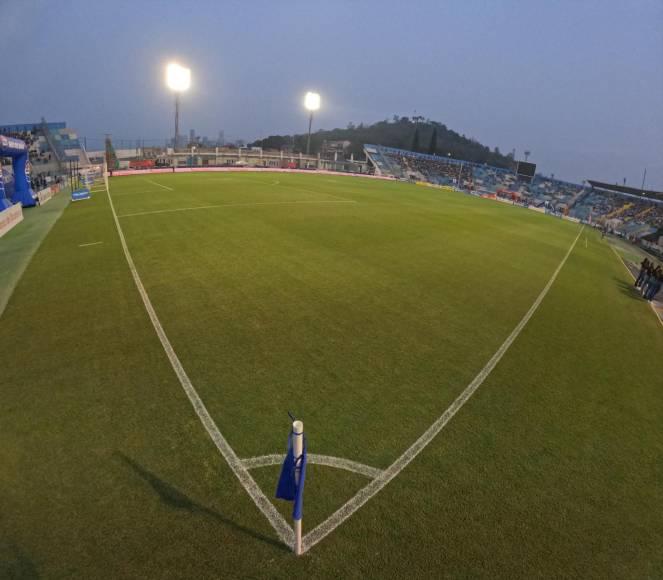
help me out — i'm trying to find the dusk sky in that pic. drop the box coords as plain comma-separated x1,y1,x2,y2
2,0,662,188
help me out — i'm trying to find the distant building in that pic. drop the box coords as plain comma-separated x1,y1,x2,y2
321,140,351,160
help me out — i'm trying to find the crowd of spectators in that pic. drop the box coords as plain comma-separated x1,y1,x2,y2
575,191,663,228
403,154,471,185
1,130,53,166
0,166,63,192
370,145,663,239
383,149,585,212
383,151,473,186
30,173,62,190
1,129,66,194
2,130,37,147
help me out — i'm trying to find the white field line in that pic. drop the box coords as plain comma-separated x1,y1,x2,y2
610,245,663,328
78,241,104,247
301,225,584,553
143,177,174,191
242,454,384,479
117,199,357,219
278,183,355,203
104,180,295,547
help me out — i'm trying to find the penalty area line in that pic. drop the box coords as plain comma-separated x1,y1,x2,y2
103,180,295,547
301,225,585,553
143,177,174,191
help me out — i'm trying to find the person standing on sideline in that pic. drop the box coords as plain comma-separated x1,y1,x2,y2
642,264,660,298
641,263,654,297
635,258,650,288
645,268,662,301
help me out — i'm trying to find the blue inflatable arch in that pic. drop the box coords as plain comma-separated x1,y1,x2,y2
0,135,36,208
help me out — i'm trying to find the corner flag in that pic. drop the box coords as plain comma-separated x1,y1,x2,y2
275,418,307,554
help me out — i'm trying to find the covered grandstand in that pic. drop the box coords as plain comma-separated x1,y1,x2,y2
364,143,586,212
364,143,663,253
587,179,663,203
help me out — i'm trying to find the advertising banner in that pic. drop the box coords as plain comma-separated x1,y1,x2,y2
71,188,91,201
37,187,54,205
0,204,23,237
110,167,393,180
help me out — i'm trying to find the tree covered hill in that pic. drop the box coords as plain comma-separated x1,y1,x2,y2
251,116,513,168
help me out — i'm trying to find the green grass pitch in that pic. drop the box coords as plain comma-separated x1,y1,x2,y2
1,171,662,578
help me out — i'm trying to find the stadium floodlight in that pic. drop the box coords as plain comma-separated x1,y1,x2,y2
304,91,320,112
304,91,321,156
166,63,191,150
166,63,191,92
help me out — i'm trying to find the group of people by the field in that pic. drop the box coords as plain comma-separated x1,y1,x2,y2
635,258,662,302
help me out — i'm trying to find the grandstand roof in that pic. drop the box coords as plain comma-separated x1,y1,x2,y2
588,179,663,201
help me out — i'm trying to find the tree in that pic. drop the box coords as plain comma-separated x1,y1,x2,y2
411,125,420,152
428,126,438,155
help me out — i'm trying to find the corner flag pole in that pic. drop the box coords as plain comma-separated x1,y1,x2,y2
275,414,307,556
293,419,304,556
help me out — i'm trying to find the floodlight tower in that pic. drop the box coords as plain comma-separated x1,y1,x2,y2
304,91,320,156
166,63,191,150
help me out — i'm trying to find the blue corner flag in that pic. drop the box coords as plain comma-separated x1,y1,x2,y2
275,428,307,521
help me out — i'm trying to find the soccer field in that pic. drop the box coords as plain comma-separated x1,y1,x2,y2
2,172,662,578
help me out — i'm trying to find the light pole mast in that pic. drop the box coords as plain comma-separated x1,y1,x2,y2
306,110,314,156
175,93,180,150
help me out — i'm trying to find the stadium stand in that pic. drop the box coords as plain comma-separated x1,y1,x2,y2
0,121,88,190
365,144,584,208
364,143,663,249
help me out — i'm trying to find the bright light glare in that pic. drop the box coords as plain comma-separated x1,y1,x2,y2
304,91,321,111
166,63,191,92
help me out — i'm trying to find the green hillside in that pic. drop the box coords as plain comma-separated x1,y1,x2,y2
251,117,514,166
